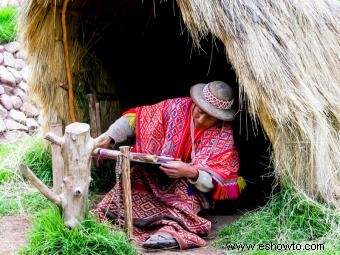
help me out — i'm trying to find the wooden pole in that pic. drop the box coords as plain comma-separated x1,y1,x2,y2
95,102,101,135
119,146,133,239
50,114,64,194
87,94,98,138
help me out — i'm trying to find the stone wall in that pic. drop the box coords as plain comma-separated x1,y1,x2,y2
0,41,41,142
0,0,25,8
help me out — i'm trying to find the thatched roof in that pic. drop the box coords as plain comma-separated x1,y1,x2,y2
19,0,340,208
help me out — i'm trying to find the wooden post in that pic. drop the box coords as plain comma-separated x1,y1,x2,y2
95,101,101,135
120,146,133,239
22,122,108,229
87,94,98,138
50,114,64,194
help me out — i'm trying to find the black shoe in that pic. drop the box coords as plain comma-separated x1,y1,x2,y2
142,233,179,249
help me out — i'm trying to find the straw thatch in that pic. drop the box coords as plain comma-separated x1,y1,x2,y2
19,0,340,208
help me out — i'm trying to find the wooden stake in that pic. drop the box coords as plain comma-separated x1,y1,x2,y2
120,146,133,239
50,114,64,194
87,94,98,137
95,102,101,135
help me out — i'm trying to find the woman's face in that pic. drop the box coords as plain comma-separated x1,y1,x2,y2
192,105,219,129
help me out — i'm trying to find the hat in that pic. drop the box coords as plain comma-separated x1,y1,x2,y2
190,81,236,121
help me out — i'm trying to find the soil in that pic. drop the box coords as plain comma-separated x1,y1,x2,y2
0,213,239,255
0,214,31,255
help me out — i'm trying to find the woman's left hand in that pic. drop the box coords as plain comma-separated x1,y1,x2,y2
159,161,198,179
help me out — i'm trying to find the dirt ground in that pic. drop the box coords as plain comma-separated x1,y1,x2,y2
0,213,239,255
0,215,31,255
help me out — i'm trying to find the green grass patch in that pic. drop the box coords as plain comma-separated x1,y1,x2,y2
20,139,53,185
0,7,17,43
21,207,136,255
0,191,51,216
215,188,340,254
0,168,14,183
0,137,52,216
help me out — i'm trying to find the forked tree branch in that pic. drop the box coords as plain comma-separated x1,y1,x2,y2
20,165,61,206
45,132,64,146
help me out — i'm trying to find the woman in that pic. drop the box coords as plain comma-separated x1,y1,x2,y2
91,81,242,249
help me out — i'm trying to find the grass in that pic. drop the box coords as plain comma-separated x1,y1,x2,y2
215,188,340,254
0,7,17,43
0,137,52,216
2,137,339,254
21,206,136,255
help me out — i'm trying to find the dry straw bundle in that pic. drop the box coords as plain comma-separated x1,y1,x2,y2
19,0,340,208
177,0,340,208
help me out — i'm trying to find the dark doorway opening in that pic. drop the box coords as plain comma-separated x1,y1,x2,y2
89,0,275,210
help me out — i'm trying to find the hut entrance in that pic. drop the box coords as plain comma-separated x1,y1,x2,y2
85,1,275,211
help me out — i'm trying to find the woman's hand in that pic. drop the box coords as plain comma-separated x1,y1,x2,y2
93,137,112,168
99,137,112,149
159,161,198,180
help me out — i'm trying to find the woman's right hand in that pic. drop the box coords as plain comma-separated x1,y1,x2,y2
99,137,112,149
93,137,112,168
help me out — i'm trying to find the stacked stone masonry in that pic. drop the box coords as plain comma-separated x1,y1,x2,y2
0,41,41,142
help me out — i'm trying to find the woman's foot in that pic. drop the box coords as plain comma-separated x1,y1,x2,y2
142,232,179,249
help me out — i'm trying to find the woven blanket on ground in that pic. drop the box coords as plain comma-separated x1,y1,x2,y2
91,166,211,249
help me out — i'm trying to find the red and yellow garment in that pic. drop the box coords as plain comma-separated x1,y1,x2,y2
124,97,242,200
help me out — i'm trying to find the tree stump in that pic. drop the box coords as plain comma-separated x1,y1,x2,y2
21,122,107,228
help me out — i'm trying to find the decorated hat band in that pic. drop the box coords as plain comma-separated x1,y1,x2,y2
202,84,234,110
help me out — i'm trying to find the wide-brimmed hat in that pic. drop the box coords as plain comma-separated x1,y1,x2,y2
190,81,236,121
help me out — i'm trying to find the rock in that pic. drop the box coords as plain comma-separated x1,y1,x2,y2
15,50,27,60
8,0,19,8
26,118,39,130
18,81,28,92
13,88,27,102
1,84,13,94
0,66,16,86
15,59,25,71
7,67,23,84
37,114,44,126
0,85,4,95
20,102,40,117
0,104,7,118
0,94,13,110
4,42,20,54
0,0,9,9
9,109,26,125
0,118,6,133
0,53,3,65
3,130,29,141
21,67,30,82
11,96,23,109
3,52,16,68
4,118,28,131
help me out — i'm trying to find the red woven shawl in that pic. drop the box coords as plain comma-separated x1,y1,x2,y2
133,97,240,200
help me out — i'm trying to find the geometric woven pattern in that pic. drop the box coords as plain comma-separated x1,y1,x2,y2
134,97,240,200
91,166,210,249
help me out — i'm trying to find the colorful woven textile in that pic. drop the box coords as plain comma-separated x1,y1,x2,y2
92,97,241,249
134,97,240,200
91,166,210,249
